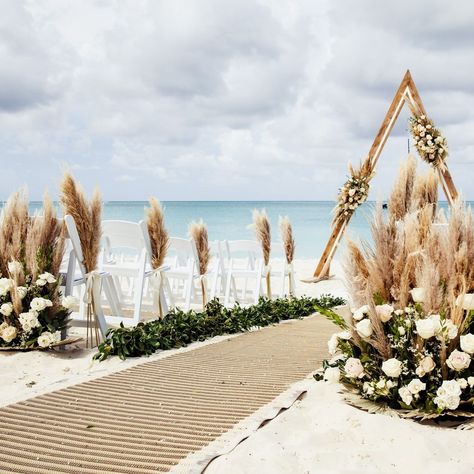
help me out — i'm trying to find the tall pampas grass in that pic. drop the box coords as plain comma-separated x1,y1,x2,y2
388,155,416,222
60,173,102,273
146,198,169,270
25,193,65,280
189,219,210,307
411,169,438,213
343,239,371,308
252,209,271,298
0,189,29,277
278,216,295,264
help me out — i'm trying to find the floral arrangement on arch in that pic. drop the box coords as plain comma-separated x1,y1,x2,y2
409,114,448,169
0,191,76,349
333,160,373,227
319,157,474,422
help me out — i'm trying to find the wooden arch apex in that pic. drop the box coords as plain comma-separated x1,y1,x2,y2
310,70,458,283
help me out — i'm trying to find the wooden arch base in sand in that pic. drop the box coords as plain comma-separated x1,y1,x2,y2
307,70,459,283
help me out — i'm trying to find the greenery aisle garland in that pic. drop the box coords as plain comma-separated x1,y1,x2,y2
94,295,345,361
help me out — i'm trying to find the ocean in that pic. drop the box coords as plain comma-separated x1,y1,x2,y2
28,201,453,259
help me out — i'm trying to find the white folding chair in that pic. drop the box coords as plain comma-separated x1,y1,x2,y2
100,220,161,325
207,240,227,300
224,240,266,306
63,215,122,335
270,241,296,297
165,237,200,311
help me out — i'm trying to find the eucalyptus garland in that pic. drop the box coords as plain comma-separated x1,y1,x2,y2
409,114,448,169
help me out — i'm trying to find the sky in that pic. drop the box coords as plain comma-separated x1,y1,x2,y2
1,0,474,201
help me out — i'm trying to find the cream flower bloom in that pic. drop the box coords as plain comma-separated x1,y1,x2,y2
446,350,471,372
0,303,13,317
1,325,17,343
460,334,474,355
382,358,402,378
375,304,394,323
323,367,340,383
344,358,364,379
355,318,373,338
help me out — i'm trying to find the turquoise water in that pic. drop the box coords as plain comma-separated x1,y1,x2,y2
28,201,452,259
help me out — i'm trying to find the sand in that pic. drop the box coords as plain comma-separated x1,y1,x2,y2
2,258,471,473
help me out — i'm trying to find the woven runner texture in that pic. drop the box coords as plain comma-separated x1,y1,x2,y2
0,315,334,474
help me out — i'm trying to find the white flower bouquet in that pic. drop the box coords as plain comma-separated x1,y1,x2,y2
0,270,74,349
320,303,474,417
0,190,75,349
409,114,448,169
333,161,373,227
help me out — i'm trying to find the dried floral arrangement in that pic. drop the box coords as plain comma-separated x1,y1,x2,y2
333,160,373,227
189,219,210,307
319,157,474,423
252,209,272,298
409,114,448,169
0,191,74,349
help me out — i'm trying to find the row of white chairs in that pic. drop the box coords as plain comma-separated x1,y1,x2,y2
60,217,296,334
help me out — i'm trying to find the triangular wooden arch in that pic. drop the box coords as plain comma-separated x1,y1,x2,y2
311,70,459,281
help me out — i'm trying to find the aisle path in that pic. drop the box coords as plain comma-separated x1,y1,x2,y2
0,315,335,474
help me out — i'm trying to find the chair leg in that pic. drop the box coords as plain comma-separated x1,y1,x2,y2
224,271,233,307
133,274,145,324
184,275,193,311
92,281,108,338
103,275,122,317
281,271,286,298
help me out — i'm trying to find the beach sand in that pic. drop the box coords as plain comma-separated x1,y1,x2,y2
2,259,471,473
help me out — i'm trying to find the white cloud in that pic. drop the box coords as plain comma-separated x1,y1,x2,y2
0,0,473,200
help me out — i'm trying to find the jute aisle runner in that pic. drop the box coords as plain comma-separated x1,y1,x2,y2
0,315,335,474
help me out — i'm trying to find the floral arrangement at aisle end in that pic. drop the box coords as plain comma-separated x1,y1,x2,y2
318,157,474,423
0,191,76,349
332,160,373,227
409,114,448,169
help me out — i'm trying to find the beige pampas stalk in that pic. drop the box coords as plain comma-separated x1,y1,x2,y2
60,173,102,273
146,198,169,270
189,220,210,307
25,193,65,279
278,216,295,264
343,239,370,308
252,209,271,298
411,169,438,213
0,189,29,277
388,155,417,222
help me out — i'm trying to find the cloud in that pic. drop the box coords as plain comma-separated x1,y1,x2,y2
0,0,473,201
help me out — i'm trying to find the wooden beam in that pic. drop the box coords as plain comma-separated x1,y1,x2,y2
311,70,459,281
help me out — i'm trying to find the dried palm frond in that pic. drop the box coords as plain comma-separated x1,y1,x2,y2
146,198,169,270
0,189,29,276
188,219,210,276
25,193,65,279
59,173,102,273
278,216,295,264
388,155,417,222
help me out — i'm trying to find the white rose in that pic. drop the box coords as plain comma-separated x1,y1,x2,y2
344,357,364,378
446,350,471,372
407,378,426,395
382,358,403,378
460,334,474,355
327,331,350,355
415,356,436,377
30,297,53,312
441,319,458,341
61,295,77,309
35,278,47,287
355,318,373,338
468,376,474,388
18,311,40,332
37,332,54,348
7,260,22,275
415,318,437,339
1,325,17,343
457,378,468,389
0,278,12,296
324,367,340,383
376,304,394,323
410,287,425,303
353,305,369,321
399,386,413,406
0,303,13,317
16,286,27,299
442,380,462,396
398,326,405,336
457,293,474,310
39,272,56,284
363,381,374,395
348,188,356,196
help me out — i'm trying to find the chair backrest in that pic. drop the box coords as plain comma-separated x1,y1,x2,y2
225,240,262,269
102,220,146,251
64,214,87,278
169,237,199,268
